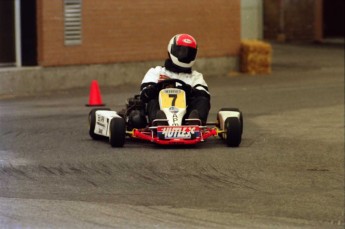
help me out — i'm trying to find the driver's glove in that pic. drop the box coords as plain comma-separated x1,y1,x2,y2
140,85,157,102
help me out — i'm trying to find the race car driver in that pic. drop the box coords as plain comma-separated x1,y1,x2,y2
139,33,211,125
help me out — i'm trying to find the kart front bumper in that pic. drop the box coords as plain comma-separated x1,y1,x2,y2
130,127,219,145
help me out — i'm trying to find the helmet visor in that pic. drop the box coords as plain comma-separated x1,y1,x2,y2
171,44,197,63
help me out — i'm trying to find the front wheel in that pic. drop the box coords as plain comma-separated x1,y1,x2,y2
224,117,242,147
109,117,126,147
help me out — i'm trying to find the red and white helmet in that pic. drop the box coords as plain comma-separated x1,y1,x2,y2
167,34,198,68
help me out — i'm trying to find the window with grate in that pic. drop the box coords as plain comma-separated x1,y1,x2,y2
64,0,82,45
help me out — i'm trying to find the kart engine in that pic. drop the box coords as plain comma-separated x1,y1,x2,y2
126,95,147,129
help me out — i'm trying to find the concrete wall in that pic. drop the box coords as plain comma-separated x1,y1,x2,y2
0,56,238,97
241,0,263,40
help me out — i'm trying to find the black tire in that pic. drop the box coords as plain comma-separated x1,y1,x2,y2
109,117,126,147
224,117,242,147
88,108,110,140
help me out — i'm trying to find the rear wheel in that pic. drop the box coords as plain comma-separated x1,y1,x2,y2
224,117,242,147
109,117,126,147
89,108,110,140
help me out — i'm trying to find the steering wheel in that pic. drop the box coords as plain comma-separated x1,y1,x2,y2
155,79,188,91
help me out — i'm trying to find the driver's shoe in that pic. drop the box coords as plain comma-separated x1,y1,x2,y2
186,110,201,126
153,110,168,126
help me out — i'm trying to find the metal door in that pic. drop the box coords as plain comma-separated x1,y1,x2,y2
0,0,15,67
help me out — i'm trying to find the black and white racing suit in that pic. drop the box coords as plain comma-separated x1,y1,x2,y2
140,60,211,125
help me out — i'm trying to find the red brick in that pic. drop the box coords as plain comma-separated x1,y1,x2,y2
37,0,240,67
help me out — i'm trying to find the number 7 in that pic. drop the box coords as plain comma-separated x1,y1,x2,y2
169,94,177,106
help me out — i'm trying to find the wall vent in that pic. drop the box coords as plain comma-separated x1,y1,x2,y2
64,0,82,45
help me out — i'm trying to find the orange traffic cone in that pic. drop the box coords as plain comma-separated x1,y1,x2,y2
86,80,105,106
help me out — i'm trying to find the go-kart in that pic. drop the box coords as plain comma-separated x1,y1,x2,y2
88,79,243,147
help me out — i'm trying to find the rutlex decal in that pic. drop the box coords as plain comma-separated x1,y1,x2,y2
160,127,196,139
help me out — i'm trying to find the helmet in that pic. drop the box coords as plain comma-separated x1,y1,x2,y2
167,34,198,68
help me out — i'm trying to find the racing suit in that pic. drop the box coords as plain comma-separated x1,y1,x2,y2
140,59,211,125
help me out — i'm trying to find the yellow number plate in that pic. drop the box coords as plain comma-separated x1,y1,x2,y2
159,89,186,109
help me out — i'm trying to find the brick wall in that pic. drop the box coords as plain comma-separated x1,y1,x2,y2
37,0,240,67
264,0,318,41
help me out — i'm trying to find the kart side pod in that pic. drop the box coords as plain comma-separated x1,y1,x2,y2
89,108,119,137
89,108,126,147
218,110,241,131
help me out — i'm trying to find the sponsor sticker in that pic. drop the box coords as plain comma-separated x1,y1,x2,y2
169,106,179,114
164,89,180,94
157,126,200,139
